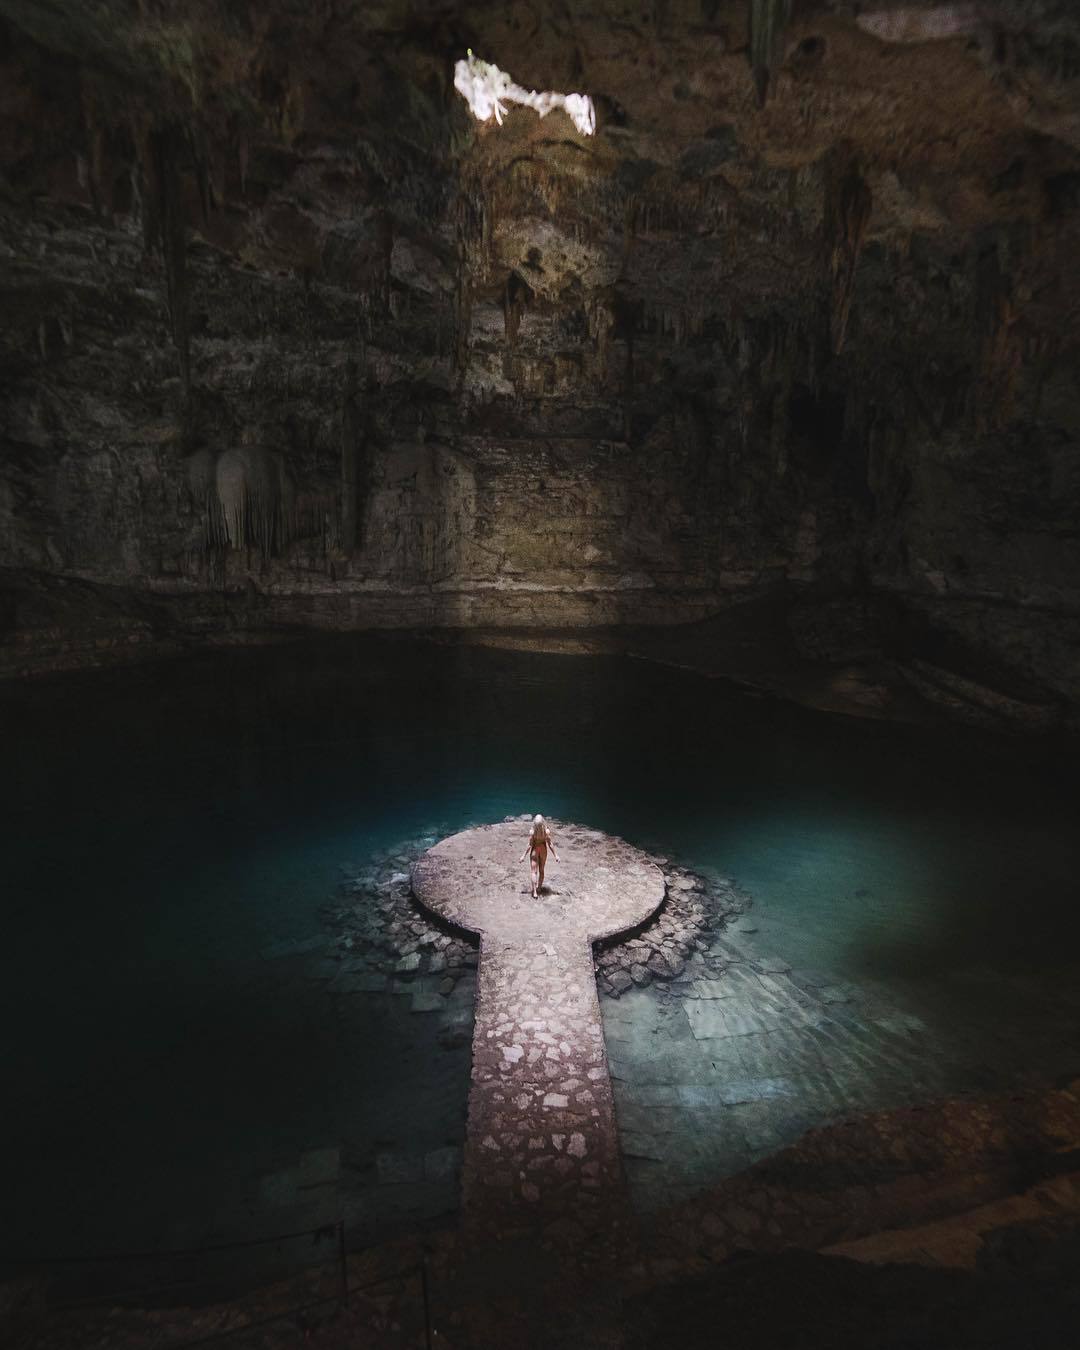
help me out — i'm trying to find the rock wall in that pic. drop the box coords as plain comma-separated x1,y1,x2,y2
1,2,1078,717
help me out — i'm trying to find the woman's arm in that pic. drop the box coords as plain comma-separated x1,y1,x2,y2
547,831,559,862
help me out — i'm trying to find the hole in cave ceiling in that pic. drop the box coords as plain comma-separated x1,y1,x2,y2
453,50,595,136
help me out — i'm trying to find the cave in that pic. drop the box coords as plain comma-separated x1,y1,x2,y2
2,3,1079,1348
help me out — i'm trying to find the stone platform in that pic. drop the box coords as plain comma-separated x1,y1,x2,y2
411,819,665,1240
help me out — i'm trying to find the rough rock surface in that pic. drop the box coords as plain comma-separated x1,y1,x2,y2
646,1072,1080,1269
411,819,665,1238
1,2,1078,728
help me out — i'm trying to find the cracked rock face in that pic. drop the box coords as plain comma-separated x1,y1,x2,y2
1,1,1079,722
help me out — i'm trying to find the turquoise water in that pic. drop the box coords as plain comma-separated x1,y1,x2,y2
2,635,1078,1277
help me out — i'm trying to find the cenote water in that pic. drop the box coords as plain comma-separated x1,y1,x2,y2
3,636,1079,1292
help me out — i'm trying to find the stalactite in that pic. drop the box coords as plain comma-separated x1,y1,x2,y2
824,145,872,355
973,243,1020,433
187,126,212,223
771,320,796,479
749,0,792,107
188,446,286,560
453,279,472,375
340,358,363,556
503,271,533,346
186,448,221,551
614,291,641,443
1029,333,1059,419
79,79,108,215
378,210,394,316
226,485,284,558
587,296,614,383
452,182,487,377
623,328,634,443
140,122,191,392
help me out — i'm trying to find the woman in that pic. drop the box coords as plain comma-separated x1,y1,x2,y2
520,814,559,899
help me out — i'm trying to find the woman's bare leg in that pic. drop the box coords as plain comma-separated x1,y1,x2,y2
530,855,539,898
537,856,546,894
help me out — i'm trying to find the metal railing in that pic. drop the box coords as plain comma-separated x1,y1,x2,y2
3,1220,434,1349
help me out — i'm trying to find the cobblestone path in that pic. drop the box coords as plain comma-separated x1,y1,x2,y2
411,818,665,1240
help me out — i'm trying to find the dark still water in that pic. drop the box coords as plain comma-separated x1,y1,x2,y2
2,636,1078,1277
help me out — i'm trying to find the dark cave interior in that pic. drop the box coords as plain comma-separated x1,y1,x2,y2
2,3,1079,1348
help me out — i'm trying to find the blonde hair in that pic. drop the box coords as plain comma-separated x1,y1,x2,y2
530,814,550,843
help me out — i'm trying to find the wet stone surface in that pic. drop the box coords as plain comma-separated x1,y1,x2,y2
322,825,747,1001
411,818,666,1238
314,821,750,1235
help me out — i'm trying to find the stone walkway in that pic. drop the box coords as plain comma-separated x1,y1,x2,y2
315,829,1080,1248
411,819,664,1241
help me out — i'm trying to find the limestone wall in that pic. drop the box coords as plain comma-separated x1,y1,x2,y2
1,3,1078,716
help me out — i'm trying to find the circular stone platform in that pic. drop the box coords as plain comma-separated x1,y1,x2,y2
411,820,666,1239
411,818,665,944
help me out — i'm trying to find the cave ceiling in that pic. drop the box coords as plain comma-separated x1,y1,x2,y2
4,0,1078,407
